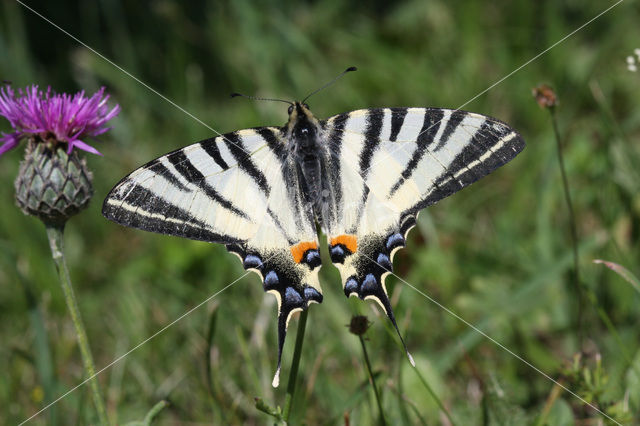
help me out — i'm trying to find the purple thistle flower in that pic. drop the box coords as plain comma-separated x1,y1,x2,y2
0,85,120,156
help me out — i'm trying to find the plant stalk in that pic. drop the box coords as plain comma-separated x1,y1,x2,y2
359,335,387,426
548,106,639,377
283,309,309,423
549,108,584,346
25,282,58,425
535,380,564,426
414,365,456,426
45,223,109,425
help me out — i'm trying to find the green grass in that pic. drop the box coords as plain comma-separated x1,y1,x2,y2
1,0,640,424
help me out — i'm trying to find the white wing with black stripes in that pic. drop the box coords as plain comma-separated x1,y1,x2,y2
322,107,524,356
102,128,324,386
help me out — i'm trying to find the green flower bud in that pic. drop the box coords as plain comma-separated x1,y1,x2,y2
15,139,93,225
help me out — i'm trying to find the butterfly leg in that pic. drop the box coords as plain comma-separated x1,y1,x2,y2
227,242,323,387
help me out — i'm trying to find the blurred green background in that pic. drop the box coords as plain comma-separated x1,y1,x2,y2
1,0,639,424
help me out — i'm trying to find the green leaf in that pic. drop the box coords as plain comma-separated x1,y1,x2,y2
593,260,640,295
123,400,169,426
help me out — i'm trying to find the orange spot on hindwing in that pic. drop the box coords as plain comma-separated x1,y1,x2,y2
290,241,318,264
330,234,358,254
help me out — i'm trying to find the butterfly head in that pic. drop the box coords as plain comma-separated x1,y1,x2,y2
286,101,322,156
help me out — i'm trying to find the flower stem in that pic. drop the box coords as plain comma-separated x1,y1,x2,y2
359,335,386,426
282,309,309,423
45,223,109,425
547,107,640,377
23,278,58,425
549,108,584,346
413,365,456,426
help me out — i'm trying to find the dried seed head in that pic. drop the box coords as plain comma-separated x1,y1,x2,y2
348,315,371,336
532,84,558,109
15,139,93,225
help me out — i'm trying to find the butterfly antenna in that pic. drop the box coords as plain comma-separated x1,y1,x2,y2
302,66,357,103
230,92,293,105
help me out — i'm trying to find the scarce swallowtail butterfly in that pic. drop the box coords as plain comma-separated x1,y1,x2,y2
102,69,525,387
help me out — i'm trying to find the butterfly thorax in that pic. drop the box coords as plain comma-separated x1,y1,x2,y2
285,102,333,227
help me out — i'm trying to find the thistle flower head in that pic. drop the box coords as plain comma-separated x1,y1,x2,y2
1,85,120,225
0,85,120,156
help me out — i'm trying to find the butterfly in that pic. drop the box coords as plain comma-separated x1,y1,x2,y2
102,73,525,387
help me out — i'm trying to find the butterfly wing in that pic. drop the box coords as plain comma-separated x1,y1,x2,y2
102,127,322,386
322,108,525,356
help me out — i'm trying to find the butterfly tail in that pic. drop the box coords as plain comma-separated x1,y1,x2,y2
227,243,323,387
330,218,417,366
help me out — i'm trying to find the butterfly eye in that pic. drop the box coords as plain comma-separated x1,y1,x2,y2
288,105,294,114
303,103,309,109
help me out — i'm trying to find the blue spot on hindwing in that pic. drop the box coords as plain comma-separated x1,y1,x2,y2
361,274,377,293
330,245,345,263
285,287,303,305
305,250,321,268
377,253,392,270
386,233,405,251
345,277,358,296
306,251,319,262
304,287,322,302
244,254,263,270
264,270,279,289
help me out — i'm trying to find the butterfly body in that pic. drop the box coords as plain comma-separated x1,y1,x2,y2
103,100,525,386
285,101,333,227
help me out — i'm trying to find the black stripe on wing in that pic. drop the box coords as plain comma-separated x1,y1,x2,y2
224,132,271,195
257,127,286,160
388,109,446,196
254,127,308,242
324,113,348,210
102,185,240,243
200,137,230,170
359,111,383,177
322,113,349,228
411,117,525,213
147,161,191,192
167,150,250,219
389,107,408,142
432,109,465,151
347,110,383,233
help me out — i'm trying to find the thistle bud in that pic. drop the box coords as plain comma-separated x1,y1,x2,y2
15,139,93,225
0,84,119,224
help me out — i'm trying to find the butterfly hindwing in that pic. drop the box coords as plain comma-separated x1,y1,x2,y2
226,241,322,387
322,107,524,355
